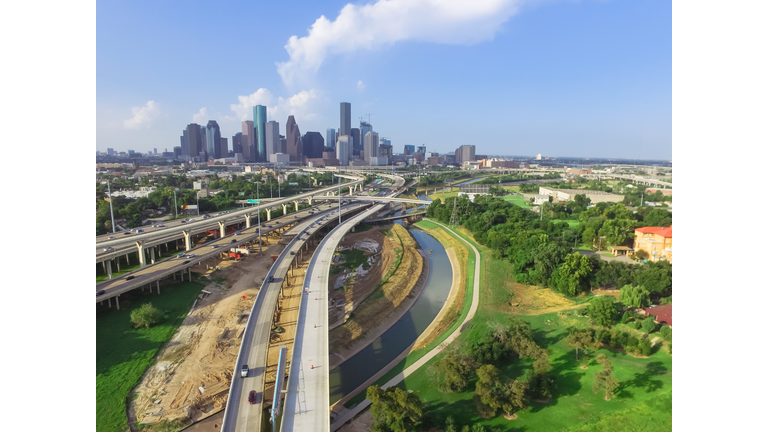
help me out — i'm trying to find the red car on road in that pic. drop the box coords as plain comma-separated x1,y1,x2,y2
248,391,257,404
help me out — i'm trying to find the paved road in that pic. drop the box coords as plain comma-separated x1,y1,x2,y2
221,203,369,432
280,175,405,432
329,220,481,430
96,178,365,251
95,203,346,303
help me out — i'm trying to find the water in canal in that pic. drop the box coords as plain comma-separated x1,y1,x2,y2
328,226,452,404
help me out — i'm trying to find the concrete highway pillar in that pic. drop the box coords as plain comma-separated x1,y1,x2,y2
294,201,299,212
136,241,147,268
148,283,152,294
245,215,251,228
173,271,176,280
282,204,287,214
107,260,113,279
116,258,120,272
183,231,192,251
115,296,120,310
101,261,107,273
266,209,271,221
349,186,353,196
150,247,156,264
126,254,130,265
188,267,192,280
157,281,161,295
218,221,226,237
308,196,313,206
108,297,111,308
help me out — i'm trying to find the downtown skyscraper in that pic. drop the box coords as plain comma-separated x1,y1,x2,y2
265,120,280,161
242,120,255,162
253,105,267,162
286,115,302,162
340,102,351,137
206,120,222,159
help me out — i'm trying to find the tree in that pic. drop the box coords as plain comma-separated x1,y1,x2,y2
475,364,502,416
581,227,596,247
130,303,163,329
634,249,649,261
589,296,617,327
574,194,592,209
593,354,619,400
641,317,657,334
660,326,672,341
500,379,528,417
430,352,472,393
618,284,651,308
620,311,633,324
636,261,672,297
566,329,594,361
598,218,636,247
553,253,594,296
367,385,423,432
639,337,652,356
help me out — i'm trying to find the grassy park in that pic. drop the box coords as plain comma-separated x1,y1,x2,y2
96,281,204,432
361,219,671,431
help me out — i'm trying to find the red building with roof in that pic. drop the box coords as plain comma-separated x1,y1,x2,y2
644,305,672,327
634,226,672,263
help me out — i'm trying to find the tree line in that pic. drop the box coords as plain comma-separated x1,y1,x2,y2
426,195,671,300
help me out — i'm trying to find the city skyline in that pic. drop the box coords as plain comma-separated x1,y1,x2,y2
96,0,671,159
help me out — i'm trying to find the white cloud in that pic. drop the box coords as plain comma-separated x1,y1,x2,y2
225,88,322,125
276,0,524,86
192,107,208,124
357,80,366,91
123,100,160,129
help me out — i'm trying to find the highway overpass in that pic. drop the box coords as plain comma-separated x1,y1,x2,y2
95,176,365,268
95,202,355,305
220,203,372,432
279,174,405,432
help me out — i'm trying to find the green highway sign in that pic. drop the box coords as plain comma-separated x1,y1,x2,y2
246,199,260,204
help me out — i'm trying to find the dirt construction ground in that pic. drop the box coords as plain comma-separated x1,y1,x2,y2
131,237,286,431
327,227,393,328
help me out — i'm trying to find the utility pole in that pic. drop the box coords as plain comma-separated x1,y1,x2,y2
107,180,116,233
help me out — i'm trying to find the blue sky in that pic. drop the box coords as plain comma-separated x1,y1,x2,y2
97,0,671,159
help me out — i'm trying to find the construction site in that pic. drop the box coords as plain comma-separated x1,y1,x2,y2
129,228,289,431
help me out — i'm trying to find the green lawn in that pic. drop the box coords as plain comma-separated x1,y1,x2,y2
500,195,534,208
398,311,672,431
97,281,204,432
362,221,672,431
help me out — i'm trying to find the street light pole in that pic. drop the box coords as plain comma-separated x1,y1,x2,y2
107,180,116,233
196,193,199,215
257,182,262,254
173,188,178,218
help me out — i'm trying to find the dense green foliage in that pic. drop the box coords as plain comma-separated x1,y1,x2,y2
129,303,163,329
426,195,672,299
96,171,338,234
592,354,619,400
619,284,651,308
367,385,423,432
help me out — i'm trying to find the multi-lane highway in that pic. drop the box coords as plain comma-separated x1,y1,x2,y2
95,177,366,265
221,203,370,432
95,203,352,304
279,175,405,432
